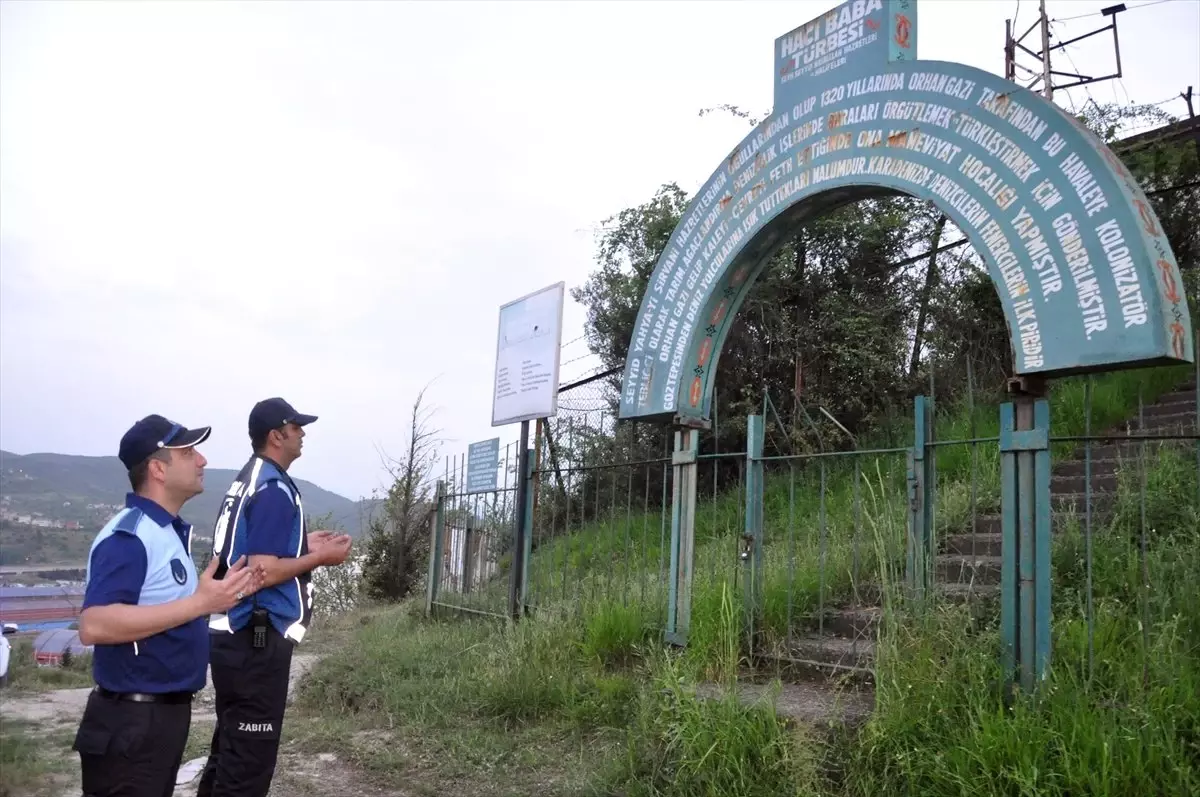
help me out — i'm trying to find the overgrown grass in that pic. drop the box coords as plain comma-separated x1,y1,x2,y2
843,443,1200,796
3,639,93,692
0,718,73,797
309,363,1197,795
295,605,644,795
519,366,1193,658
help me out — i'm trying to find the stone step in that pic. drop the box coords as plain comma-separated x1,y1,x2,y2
1052,471,1120,494
1063,439,1196,463
936,554,1002,585
785,635,876,675
1051,493,1135,514
937,581,1000,602
1052,512,1113,532
955,509,1114,536
1118,412,1197,434
1053,492,1105,512
809,606,881,639
943,532,1003,557
1141,396,1197,418
952,515,1002,535
1053,458,1125,478
1052,506,1117,528
942,508,1119,552
694,679,875,726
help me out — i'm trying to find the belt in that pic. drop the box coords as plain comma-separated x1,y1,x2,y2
94,686,194,705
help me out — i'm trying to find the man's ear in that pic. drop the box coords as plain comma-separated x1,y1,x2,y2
147,453,170,483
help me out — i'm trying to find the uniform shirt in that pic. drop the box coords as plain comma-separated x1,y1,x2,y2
82,493,207,694
210,456,313,643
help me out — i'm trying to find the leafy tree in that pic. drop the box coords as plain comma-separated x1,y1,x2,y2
359,386,441,602
307,510,361,617
573,183,692,373
1087,102,1200,298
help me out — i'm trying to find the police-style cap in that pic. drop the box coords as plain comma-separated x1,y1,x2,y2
118,415,212,471
248,397,318,438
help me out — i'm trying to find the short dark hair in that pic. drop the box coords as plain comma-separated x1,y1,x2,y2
250,427,272,454
128,449,172,491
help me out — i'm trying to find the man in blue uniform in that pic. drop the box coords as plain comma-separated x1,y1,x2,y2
72,414,263,797
199,398,352,797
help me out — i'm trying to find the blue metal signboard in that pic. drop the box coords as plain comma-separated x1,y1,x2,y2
618,0,1193,423
465,437,500,494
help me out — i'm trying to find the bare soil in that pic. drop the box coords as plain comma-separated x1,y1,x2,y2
0,654,416,797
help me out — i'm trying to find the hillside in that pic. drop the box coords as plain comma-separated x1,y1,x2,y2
0,450,377,541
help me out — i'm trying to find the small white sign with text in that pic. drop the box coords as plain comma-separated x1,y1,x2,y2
491,282,565,427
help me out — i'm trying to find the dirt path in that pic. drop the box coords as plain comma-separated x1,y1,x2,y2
0,654,409,797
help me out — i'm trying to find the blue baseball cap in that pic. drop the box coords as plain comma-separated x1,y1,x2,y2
248,398,318,438
118,415,212,471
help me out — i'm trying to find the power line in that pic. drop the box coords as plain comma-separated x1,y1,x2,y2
559,351,596,369
1147,179,1200,197
1053,0,1172,23
1050,20,1101,110
1007,1,1129,102
1137,93,1196,115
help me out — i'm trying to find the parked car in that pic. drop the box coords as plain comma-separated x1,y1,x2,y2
0,622,19,687
33,627,92,667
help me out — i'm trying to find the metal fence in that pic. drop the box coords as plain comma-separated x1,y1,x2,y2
425,338,1200,694
729,355,1014,678
1046,370,1199,691
524,369,714,631
425,437,523,619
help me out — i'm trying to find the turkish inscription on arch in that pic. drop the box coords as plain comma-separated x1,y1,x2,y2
618,0,1193,422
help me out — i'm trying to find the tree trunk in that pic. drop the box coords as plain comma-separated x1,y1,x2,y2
909,215,948,379
792,235,807,432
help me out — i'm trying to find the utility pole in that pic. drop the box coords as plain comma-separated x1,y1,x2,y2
1005,3,1128,99
1039,0,1054,101
1182,86,1195,119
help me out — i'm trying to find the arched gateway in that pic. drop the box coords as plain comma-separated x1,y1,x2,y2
617,0,1192,426
613,0,1194,688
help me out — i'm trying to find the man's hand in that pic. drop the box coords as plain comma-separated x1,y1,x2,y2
195,555,263,614
78,556,265,646
248,533,351,589
317,535,353,567
307,530,339,551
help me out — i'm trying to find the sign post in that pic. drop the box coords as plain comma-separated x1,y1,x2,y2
490,282,566,620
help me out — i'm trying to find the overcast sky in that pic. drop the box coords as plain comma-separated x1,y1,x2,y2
1,0,1197,501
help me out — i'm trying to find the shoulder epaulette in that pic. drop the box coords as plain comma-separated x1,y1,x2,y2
113,508,145,535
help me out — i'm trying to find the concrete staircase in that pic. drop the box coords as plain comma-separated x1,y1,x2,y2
753,377,1197,722
938,377,1196,595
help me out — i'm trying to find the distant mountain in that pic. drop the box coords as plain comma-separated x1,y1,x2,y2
0,450,379,539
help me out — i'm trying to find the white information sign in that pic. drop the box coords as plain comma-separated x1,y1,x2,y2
490,281,566,427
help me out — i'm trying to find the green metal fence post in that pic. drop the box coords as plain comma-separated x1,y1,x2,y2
508,420,531,622
906,395,934,598
1000,402,1016,680
1033,398,1052,683
425,480,446,616
461,519,474,594
1000,377,1052,693
742,415,765,651
665,427,699,647
519,452,536,615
